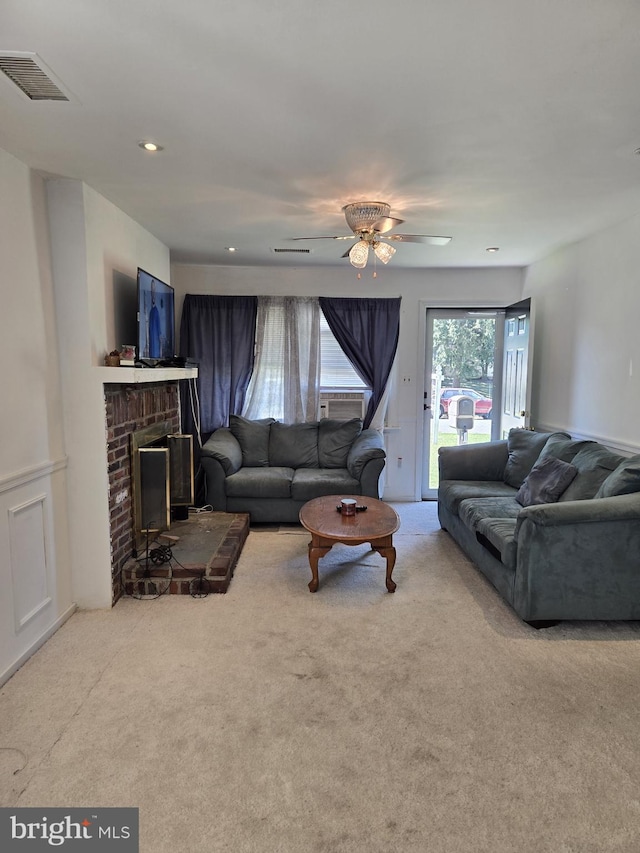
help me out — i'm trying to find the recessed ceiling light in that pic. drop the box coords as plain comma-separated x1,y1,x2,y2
138,141,163,152
486,247,500,253
226,247,237,252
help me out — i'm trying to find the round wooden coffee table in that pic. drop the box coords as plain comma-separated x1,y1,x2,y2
299,495,400,593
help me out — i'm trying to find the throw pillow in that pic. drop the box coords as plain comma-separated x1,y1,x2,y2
503,429,570,489
269,422,320,468
515,457,578,507
595,454,640,498
318,418,363,468
537,437,596,464
229,415,276,467
559,444,624,502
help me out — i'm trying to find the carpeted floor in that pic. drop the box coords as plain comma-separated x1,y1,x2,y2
2,501,640,852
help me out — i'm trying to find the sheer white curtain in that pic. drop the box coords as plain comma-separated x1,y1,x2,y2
242,296,320,422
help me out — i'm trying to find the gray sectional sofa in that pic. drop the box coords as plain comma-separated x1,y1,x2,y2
201,416,386,523
438,429,640,625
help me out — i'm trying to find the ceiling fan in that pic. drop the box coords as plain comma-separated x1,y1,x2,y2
292,201,451,269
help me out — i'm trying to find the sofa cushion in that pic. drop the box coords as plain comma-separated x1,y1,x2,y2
438,480,522,515
292,469,360,501
225,466,294,499
229,415,276,467
503,429,570,489
269,422,319,468
475,517,519,570
318,418,362,468
537,437,596,464
515,457,578,507
439,480,518,514
595,454,640,498
559,444,624,501
458,496,522,530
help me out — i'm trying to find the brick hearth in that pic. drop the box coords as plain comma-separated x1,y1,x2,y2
122,513,250,596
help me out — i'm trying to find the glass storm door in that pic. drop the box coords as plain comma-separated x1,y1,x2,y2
422,309,504,499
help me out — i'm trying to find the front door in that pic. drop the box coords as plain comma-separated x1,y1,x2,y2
499,299,532,437
422,308,504,499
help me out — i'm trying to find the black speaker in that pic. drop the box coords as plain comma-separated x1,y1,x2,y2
139,448,170,532
167,435,194,506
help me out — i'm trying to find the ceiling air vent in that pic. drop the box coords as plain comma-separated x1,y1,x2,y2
0,52,71,101
272,248,312,254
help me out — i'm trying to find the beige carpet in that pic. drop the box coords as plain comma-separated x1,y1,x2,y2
2,501,640,852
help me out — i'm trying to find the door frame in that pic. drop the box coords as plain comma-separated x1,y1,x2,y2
415,299,508,501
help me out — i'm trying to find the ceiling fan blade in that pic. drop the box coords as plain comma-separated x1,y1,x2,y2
384,234,452,245
340,249,352,259
372,216,405,234
290,235,355,241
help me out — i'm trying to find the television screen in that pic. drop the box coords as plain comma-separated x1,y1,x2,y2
137,268,175,361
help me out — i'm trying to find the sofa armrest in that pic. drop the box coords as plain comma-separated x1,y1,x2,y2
438,440,508,482
201,428,242,476
347,429,386,479
515,492,640,534
512,492,640,621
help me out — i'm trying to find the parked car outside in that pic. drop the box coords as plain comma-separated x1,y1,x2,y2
439,388,492,419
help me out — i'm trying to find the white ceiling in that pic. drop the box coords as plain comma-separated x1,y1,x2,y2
3,0,640,269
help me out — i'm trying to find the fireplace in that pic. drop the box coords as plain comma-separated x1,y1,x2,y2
104,381,188,603
130,420,194,553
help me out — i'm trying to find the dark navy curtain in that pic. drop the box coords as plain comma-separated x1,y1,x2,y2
319,297,401,428
179,295,257,503
179,294,257,434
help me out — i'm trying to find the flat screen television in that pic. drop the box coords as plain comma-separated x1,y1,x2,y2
136,268,175,362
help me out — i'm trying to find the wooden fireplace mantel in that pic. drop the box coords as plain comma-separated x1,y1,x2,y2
96,366,198,384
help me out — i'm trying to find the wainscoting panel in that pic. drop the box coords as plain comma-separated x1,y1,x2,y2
9,493,51,632
0,457,75,686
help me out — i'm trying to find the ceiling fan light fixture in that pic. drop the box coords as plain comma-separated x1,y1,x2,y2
373,241,396,264
349,240,370,269
343,201,390,233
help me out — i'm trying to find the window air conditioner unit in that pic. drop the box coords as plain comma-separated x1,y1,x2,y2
319,392,366,420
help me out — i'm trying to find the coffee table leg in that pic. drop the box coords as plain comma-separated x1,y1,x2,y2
308,540,332,592
372,543,397,593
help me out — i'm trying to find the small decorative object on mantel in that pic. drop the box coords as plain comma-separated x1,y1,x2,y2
104,350,121,367
119,344,136,366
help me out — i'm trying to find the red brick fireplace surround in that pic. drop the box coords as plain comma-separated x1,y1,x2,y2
104,381,180,604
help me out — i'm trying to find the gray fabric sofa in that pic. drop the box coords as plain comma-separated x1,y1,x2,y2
201,416,386,523
438,429,640,625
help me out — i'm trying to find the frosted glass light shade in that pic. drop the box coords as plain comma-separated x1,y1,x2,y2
349,240,370,269
343,202,390,233
373,242,396,264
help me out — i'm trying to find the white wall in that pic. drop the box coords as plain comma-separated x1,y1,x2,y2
171,263,524,499
47,179,171,609
524,214,640,453
0,148,74,683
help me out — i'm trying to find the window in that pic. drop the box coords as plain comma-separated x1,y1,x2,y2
319,313,367,390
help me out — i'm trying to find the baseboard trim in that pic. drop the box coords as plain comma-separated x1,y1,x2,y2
0,603,77,688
